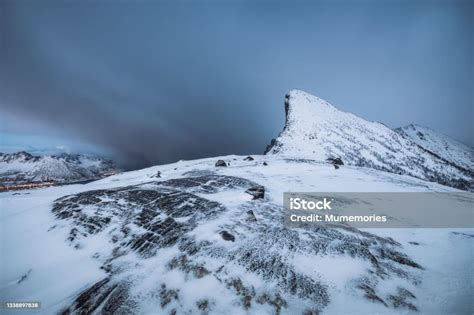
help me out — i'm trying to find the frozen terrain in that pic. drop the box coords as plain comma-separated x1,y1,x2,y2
0,152,117,188
0,156,472,314
1,90,472,314
396,124,474,171
265,90,473,191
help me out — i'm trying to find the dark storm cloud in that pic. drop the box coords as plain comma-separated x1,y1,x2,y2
1,0,472,169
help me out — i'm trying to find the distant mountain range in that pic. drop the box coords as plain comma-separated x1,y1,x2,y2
265,90,473,191
0,151,117,188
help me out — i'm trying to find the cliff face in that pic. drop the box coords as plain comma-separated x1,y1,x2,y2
265,89,473,190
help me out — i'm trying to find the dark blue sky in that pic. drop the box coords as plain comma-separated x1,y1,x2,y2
1,0,472,169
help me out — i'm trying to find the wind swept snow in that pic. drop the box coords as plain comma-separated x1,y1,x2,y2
1,156,472,314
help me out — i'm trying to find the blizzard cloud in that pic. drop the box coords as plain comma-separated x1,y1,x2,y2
0,0,472,169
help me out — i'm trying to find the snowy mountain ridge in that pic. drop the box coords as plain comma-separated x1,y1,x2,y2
395,124,474,171
0,151,117,187
265,89,473,190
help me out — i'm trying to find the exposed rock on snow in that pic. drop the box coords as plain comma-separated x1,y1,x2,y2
50,171,423,314
246,210,257,222
327,157,344,169
327,157,344,166
215,160,227,167
265,90,473,190
150,171,161,178
219,230,236,242
245,185,265,199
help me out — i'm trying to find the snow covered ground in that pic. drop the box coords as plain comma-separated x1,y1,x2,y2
1,155,472,314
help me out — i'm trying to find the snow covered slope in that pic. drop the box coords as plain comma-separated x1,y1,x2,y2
265,90,473,191
1,155,472,314
1,90,472,314
0,151,117,187
396,124,474,171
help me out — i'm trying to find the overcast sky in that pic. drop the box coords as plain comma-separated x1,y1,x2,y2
1,0,472,169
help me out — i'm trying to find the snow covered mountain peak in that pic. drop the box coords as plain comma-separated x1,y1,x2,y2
281,89,338,130
265,90,473,190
